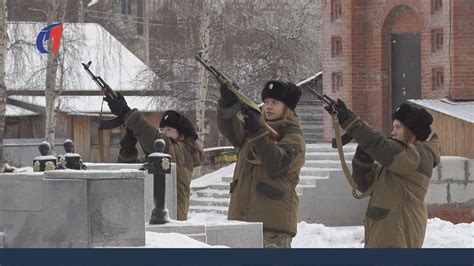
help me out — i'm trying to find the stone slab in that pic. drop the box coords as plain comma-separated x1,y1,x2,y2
146,222,207,243
0,170,145,247
298,171,368,226
85,163,177,221
0,173,44,211
146,221,263,248
1,178,89,247
87,178,145,247
205,222,263,248
439,157,468,182
0,232,4,248
449,183,474,204
44,169,144,179
426,183,449,204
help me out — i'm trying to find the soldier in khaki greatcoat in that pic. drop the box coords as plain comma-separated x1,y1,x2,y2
327,101,440,248
217,81,306,248
106,95,204,221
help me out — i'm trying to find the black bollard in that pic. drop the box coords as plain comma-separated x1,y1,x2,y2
147,139,171,224
58,139,87,170
33,141,57,172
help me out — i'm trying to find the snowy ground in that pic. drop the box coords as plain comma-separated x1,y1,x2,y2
144,213,474,248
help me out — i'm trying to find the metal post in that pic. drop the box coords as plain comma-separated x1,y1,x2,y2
147,139,171,224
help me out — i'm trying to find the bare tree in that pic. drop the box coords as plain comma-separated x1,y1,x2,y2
195,0,211,143
0,0,6,164
44,1,66,152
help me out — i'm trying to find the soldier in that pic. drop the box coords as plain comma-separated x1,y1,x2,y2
105,94,204,221
327,100,440,248
217,81,306,248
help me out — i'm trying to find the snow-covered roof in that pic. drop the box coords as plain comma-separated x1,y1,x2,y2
409,99,474,123
6,22,157,92
5,104,39,117
9,95,179,114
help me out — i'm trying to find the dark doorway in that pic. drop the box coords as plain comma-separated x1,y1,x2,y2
391,33,421,112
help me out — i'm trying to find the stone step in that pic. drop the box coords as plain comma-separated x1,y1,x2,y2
298,113,324,120
222,176,234,183
302,133,324,139
304,139,325,144
190,197,230,207
303,160,351,168
305,144,357,153
305,152,354,161
300,126,324,133
300,119,324,125
296,184,316,194
189,205,228,215
195,189,230,199
208,182,230,191
299,176,320,186
299,167,339,177
205,177,319,190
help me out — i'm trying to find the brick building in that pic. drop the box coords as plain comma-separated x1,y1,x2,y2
322,0,474,140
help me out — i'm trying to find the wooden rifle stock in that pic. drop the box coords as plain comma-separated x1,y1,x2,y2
196,56,280,141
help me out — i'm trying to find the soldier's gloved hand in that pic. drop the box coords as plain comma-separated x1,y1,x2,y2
120,128,137,151
324,99,351,126
104,93,131,119
243,109,261,134
219,84,238,107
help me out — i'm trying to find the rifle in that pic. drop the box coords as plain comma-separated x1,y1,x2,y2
296,72,353,148
195,56,280,141
82,61,123,129
298,73,364,198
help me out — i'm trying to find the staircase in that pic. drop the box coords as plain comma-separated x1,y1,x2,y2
189,144,357,217
296,103,325,143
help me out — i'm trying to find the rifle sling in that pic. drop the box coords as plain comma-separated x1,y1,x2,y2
332,116,372,199
98,128,105,163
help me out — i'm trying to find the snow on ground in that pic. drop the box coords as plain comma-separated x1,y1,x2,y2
294,218,474,248
191,163,236,189
181,213,474,248
145,232,226,248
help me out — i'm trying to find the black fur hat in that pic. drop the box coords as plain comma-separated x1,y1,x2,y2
261,80,302,110
159,110,198,140
392,103,433,141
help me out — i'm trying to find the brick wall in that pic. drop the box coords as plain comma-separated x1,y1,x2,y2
450,0,474,100
425,157,474,224
322,0,472,141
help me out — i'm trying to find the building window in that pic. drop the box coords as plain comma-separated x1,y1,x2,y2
332,72,343,92
431,0,442,14
110,127,122,145
331,36,342,57
432,68,444,90
431,29,443,52
121,0,132,15
90,119,100,146
331,0,342,21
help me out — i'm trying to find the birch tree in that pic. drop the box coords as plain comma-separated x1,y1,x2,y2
0,0,6,164
195,0,211,144
44,0,66,152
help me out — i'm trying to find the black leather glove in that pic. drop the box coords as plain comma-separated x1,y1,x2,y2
220,84,238,107
243,109,262,134
324,98,351,126
120,128,137,151
104,93,131,119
